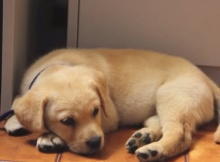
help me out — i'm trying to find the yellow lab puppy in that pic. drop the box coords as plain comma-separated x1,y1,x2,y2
4,49,220,161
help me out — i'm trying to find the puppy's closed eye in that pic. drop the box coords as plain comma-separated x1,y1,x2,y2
93,108,99,117
61,117,75,126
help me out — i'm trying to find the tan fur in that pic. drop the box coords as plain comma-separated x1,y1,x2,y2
10,49,220,160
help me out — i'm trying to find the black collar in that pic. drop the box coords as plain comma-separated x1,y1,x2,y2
0,110,14,121
29,68,47,89
28,63,69,89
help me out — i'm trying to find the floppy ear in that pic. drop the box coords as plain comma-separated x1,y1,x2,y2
93,71,109,117
13,90,48,132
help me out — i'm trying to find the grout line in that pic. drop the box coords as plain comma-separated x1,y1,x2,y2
55,154,62,162
185,152,189,162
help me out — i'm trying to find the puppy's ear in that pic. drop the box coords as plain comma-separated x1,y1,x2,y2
93,71,108,117
13,90,48,132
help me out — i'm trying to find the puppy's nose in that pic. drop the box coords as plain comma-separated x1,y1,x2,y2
86,136,101,150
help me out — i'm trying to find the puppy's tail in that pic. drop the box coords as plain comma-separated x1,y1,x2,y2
208,78,220,143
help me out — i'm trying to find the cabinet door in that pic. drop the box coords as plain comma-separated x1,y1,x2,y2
1,0,38,113
68,0,220,66
1,0,26,113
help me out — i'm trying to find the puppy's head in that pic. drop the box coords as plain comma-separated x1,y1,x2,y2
13,66,108,154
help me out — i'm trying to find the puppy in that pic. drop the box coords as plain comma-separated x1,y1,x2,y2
4,49,220,161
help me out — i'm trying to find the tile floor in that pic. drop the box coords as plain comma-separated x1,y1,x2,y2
0,121,220,162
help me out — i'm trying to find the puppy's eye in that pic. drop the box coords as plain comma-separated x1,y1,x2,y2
93,108,99,117
61,117,75,126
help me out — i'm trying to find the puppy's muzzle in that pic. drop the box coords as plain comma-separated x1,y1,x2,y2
86,136,102,151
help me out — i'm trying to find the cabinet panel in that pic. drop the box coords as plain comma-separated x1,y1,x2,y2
77,0,220,66
1,0,38,113
67,0,79,48
1,0,25,113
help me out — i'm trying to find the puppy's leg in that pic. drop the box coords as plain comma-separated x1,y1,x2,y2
4,115,30,136
37,133,67,153
125,115,162,153
136,79,214,161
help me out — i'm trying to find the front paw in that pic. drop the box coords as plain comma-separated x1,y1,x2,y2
4,115,30,136
37,133,67,153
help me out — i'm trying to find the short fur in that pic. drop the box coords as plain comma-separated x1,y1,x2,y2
5,49,220,161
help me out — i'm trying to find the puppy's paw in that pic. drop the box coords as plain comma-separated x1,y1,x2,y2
125,128,154,153
136,143,164,162
37,133,67,153
4,115,30,136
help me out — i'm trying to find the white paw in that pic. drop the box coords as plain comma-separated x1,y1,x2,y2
4,115,30,136
37,133,67,153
